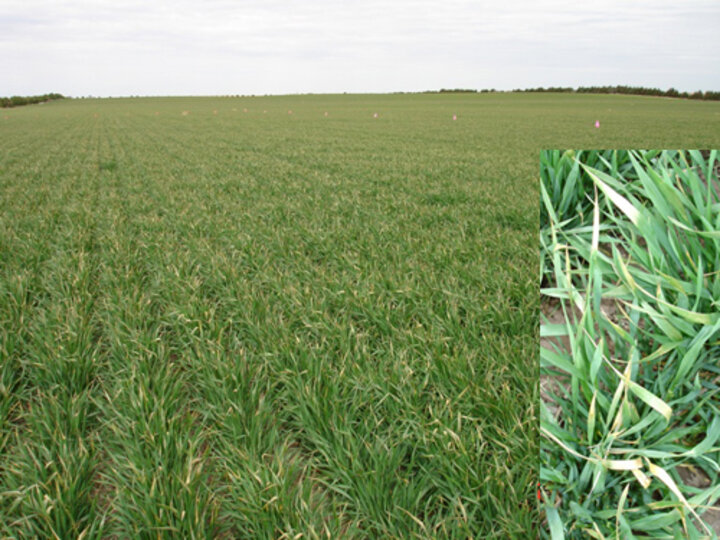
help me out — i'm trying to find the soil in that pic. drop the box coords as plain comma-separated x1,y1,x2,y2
676,465,720,534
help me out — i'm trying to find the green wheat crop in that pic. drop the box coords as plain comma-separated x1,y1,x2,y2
541,149,720,539
1,93,720,538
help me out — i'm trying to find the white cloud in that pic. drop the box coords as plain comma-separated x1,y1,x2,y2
1,0,718,95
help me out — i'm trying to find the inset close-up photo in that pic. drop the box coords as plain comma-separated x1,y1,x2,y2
540,150,720,538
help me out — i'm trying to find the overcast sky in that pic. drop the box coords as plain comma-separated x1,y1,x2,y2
2,0,719,96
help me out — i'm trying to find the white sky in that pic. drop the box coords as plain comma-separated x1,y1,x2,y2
2,0,719,96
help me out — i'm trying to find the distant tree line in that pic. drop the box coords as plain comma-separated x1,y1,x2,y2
510,85,720,101
413,86,719,101
438,88,478,93
1,93,65,108
513,87,574,93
